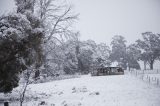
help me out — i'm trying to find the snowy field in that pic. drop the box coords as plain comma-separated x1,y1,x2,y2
1,72,160,106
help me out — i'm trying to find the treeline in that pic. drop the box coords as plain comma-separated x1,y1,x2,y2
46,32,160,76
110,33,160,71
44,34,111,75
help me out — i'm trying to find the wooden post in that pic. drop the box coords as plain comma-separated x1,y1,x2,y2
151,77,153,81
157,79,159,86
141,75,143,80
4,102,9,106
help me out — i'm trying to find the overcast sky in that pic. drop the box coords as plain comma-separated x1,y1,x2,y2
0,0,160,45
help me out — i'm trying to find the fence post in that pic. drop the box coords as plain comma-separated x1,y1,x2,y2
136,71,137,76
148,76,150,83
155,77,157,81
152,77,153,81
157,79,159,86
4,101,9,106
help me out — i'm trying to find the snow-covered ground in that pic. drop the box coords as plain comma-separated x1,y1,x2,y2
1,73,160,106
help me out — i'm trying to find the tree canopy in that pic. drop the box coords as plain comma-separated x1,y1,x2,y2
0,0,44,93
136,32,160,70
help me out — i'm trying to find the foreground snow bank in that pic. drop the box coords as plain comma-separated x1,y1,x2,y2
1,74,160,106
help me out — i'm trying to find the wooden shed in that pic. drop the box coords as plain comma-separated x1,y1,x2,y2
91,67,124,76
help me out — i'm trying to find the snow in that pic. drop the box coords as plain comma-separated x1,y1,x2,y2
1,72,160,106
32,28,44,34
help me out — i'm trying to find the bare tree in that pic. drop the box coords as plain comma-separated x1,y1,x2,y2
35,0,78,75
36,0,78,43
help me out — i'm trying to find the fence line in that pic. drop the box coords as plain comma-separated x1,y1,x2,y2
129,69,160,87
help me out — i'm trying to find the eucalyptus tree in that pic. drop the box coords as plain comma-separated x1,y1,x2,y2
136,32,160,70
110,35,127,69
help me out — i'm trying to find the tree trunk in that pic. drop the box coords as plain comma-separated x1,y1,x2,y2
4,102,9,106
35,70,40,80
20,73,30,106
150,61,154,70
144,61,146,70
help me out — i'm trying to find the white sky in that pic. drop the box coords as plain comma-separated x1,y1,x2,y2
0,0,160,45
67,0,160,45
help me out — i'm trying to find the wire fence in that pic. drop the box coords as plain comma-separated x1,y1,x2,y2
129,69,160,87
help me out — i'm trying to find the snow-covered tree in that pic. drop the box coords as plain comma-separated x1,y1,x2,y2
79,49,93,74
126,44,141,70
136,32,160,70
63,39,79,74
0,0,44,93
35,0,78,75
94,43,111,67
110,35,127,69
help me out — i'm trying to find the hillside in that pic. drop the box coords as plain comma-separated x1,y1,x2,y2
1,72,160,106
